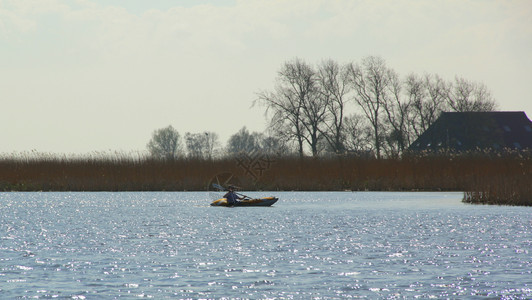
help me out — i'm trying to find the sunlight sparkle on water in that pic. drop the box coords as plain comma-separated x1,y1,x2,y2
0,191,530,298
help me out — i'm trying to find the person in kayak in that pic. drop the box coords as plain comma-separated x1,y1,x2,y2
224,185,243,205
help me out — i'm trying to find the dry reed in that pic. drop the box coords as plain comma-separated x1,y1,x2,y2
1,150,530,206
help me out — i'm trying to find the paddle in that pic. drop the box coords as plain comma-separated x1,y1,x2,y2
212,183,226,191
212,183,252,200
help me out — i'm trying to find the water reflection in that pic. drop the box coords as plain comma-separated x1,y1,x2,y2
0,192,530,298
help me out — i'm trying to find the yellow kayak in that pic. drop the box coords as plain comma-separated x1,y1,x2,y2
210,196,278,207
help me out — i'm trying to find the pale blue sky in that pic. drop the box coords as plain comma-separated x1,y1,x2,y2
1,0,531,153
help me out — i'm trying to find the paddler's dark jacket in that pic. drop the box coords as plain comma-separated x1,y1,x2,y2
224,191,239,204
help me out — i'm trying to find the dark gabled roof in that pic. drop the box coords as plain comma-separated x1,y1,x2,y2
408,111,532,151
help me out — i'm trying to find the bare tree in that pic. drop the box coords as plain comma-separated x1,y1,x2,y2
204,132,220,159
300,79,329,157
405,73,427,138
185,132,205,159
382,69,411,156
185,131,219,159
423,74,449,127
260,135,291,156
343,114,373,154
447,76,496,112
405,73,449,142
226,127,291,157
256,58,321,157
226,127,262,155
317,59,351,154
147,125,181,159
347,56,391,159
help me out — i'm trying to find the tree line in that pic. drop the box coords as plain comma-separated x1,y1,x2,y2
148,56,497,159
146,126,285,160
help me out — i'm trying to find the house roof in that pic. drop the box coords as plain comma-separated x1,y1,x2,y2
408,111,532,151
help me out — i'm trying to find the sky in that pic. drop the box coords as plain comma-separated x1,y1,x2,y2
1,0,531,154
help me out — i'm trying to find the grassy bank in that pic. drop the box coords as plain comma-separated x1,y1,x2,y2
1,151,530,206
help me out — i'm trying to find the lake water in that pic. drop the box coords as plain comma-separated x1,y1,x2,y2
0,191,531,299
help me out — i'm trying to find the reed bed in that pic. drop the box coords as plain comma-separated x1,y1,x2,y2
0,152,238,191
1,151,530,206
462,152,532,206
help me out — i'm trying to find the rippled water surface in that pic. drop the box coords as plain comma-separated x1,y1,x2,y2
1,192,531,298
